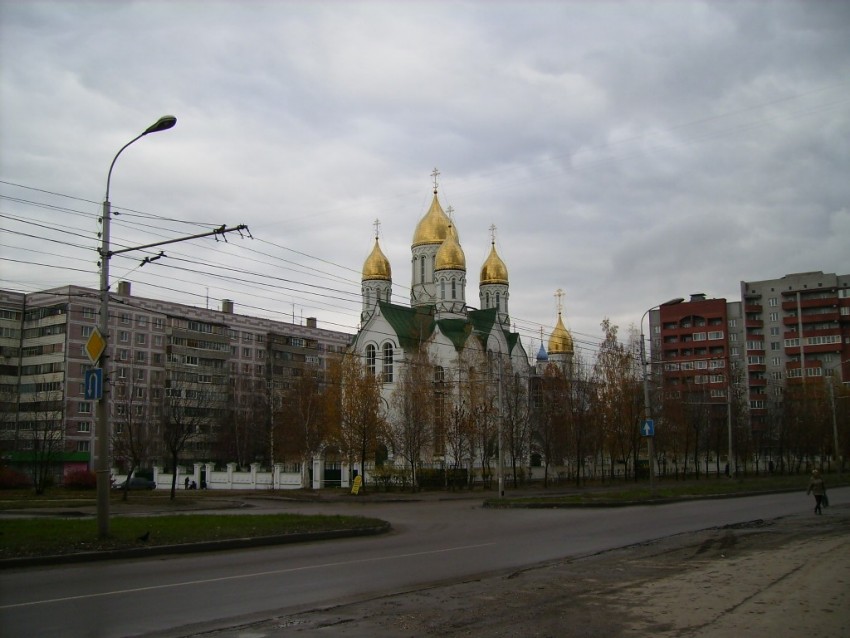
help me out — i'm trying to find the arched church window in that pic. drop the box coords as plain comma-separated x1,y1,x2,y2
495,292,500,310
366,344,376,376
382,342,394,383
451,278,457,299
440,278,446,300
434,366,444,383
485,292,490,307
420,256,425,283
365,289,371,307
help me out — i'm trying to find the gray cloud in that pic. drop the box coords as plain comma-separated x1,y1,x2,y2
1,0,848,359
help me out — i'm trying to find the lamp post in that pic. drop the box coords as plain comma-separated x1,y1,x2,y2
96,115,176,539
641,297,684,495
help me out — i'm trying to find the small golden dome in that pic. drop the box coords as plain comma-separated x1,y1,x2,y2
412,192,454,247
480,242,508,285
435,224,466,271
362,237,391,281
548,313,574,354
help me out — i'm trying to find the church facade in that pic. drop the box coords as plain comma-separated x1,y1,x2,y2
350,176,574,475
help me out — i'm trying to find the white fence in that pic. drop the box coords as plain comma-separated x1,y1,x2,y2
114,460,353,491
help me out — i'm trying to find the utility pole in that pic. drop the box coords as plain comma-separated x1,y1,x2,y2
96,221,250,538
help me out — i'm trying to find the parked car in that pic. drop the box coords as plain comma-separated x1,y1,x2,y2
114,477,156,490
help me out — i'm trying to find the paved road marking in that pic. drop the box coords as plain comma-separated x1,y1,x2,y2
0,541,497,610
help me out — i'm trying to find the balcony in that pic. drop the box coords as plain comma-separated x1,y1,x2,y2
783,311,839,326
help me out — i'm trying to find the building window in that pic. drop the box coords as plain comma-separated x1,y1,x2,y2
119,331,129,343
135,351,146,363
420,256,425,283
135,369,145,381
768,297,778,307
153,317,165,330
382,342,394,383
121,313,131,324
82,307,96,320
79,402,92,414
495,292,500,311
451,278,457,299
137,315,147,327
77,441,90,452
78,421,91,433
769,312,779,322
81,325,94,338
366,344,376,375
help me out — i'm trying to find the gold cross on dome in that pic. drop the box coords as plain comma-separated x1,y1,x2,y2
431,167,440,193
373,218,381,239
555,288,565,315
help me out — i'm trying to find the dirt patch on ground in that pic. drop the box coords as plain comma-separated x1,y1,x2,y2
202,505,850,638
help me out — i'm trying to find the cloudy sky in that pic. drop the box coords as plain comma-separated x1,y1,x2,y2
1,0,848,361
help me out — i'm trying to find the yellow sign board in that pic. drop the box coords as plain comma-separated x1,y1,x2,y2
351,475,362,495
85,328,106,364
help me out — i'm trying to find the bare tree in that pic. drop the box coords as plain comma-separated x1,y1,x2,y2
593,319,642,481
22,382,65,494
336,353,385,491
161,379,218,499
215,376,267,470
390,348,434,490
111,367,158,501
502,362,531,488
281,370,330,488
533,364,570,487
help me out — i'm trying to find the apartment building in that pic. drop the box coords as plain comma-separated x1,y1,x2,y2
740,271,850,432
651,293,744,410
0,283,352,477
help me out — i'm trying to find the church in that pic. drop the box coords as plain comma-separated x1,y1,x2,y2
350,172,574,472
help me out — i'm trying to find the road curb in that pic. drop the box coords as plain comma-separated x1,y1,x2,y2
0,521,392,569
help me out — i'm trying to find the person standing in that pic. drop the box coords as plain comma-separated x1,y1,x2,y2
807,469,827,515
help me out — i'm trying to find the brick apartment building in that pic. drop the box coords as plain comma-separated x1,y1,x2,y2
0,283,352,480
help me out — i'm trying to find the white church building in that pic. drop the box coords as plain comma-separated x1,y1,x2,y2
349,174,575,480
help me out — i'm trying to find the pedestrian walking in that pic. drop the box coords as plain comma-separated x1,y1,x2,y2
806,469,827,515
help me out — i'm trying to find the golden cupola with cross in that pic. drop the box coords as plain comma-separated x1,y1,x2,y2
479,225,510,326
546,288,575,375
360,220,393,323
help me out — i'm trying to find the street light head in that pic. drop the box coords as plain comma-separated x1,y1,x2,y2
662,297,685,306
144,115,177,135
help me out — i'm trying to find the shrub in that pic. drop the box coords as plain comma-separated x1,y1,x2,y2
0,467,31,489
64,469,97,490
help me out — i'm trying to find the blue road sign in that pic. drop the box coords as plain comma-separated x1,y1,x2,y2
85,368,103,401
641,418,655,437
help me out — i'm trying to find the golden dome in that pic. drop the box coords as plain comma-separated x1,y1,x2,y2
548,312,574,354
412,192,454,247
480,242,508,284
434,224,466,271
362,237,391,281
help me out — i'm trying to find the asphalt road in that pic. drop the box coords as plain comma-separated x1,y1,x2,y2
1,488,846,637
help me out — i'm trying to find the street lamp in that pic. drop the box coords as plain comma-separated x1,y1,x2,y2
641,297,684,495
96,115,176,539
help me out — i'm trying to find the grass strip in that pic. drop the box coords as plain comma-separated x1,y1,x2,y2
0,513,386,559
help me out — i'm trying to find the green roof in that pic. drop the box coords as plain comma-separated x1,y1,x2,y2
378,302,435,350
376,302,523,356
